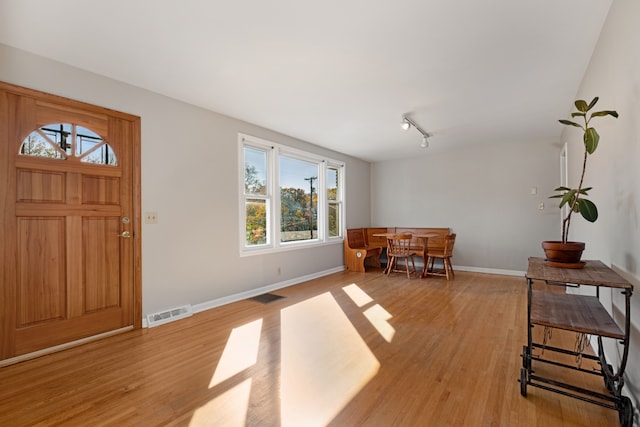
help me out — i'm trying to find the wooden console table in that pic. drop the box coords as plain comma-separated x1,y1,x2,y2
520,257,634,426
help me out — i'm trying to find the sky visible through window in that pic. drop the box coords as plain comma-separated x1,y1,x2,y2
280,156,317,190
245,148,337,192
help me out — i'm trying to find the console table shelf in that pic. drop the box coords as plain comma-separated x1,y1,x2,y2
520,257,634,426
531,290,624,338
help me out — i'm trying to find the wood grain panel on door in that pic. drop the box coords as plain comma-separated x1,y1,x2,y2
83,217,121,312
17,217,66,326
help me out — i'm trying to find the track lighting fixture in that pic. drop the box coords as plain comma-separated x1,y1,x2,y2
401,115,431,148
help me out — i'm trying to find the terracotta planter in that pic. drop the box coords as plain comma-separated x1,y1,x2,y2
542,241,585,267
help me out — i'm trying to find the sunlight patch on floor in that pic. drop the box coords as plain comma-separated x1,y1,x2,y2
280,292,380,427
190,378,252,427
342,283,373,307
209,318,263,388
344,283,395,342
363,304,395,342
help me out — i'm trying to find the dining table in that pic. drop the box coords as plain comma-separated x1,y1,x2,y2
372,232,439,277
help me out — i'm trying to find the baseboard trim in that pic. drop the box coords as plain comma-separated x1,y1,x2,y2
142,266,345,327
454,265,525,277
408,259,525,277
190,266,345,316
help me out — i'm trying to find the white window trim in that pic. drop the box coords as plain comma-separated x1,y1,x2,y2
239,133,345,256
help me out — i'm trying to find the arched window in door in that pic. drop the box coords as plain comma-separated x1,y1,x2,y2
19,123,118,166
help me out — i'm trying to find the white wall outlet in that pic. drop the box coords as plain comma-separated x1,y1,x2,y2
145,212,158,224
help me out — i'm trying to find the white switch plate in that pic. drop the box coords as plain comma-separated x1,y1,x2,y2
145,212,158,224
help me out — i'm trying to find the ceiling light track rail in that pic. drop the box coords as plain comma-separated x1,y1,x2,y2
401,115,431,148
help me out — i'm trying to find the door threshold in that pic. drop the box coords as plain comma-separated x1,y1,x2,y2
0,326,134,368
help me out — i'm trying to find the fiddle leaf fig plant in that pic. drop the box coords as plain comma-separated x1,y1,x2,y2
550,97,618,244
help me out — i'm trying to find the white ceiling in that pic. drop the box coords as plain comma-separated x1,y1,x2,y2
0,0,612,162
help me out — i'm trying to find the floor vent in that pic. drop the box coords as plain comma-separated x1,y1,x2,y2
249,293,285,304
146,304,193,328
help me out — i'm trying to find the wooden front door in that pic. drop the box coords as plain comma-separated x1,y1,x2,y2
0,83,141,363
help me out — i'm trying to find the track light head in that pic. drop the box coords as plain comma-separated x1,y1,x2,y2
421,136,429,148
401,118,411,131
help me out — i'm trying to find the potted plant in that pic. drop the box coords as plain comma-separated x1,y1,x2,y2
542,97,618,267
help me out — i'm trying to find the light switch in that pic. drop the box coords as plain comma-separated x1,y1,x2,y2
145,212,158,224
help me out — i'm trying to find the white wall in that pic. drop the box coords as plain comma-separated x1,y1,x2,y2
0,43,373,317
565,0,640,409
371,141,560,272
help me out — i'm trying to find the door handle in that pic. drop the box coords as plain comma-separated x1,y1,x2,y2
118,231,132,238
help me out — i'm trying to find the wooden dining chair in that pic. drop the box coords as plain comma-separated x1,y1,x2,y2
425,233,456,280
386,233,416,279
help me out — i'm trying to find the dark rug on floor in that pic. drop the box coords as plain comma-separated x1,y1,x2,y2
249,293,285,304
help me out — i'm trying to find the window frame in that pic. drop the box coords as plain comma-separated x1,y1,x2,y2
326,162,344,239
239,133,345,256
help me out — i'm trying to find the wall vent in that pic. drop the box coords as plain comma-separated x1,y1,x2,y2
146,304,193,328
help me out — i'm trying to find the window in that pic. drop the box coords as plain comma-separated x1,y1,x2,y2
280,155,318,242
19,123,118,166
240,134,344,254
327,165,342,238
244,145,269,246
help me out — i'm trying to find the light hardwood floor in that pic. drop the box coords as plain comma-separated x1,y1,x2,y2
0,270,621,426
